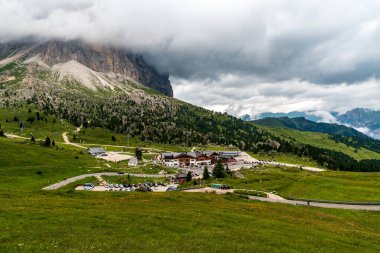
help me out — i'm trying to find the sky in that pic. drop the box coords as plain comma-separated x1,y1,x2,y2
1,0,380,118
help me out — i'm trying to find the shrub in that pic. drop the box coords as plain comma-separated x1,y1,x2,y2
45,137,51,146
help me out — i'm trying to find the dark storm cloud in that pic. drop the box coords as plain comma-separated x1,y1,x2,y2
2,0,380,83
1,0,380,116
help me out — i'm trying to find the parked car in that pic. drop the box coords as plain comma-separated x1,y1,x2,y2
221,185,231,190
166,186,177,191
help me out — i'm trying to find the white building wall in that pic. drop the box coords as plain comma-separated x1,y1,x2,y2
195,160,211,165
164,159,179,167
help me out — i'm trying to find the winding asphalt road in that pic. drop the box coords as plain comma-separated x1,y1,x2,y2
247,195,380,211
43,172,175,190
182,187,380,211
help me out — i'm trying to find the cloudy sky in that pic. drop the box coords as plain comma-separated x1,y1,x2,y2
1,0,380,118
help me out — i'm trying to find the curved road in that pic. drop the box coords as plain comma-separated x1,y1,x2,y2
43,172,175,190
183,187,380,211
247,195,380,211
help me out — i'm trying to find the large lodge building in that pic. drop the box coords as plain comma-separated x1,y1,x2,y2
158,151,241,167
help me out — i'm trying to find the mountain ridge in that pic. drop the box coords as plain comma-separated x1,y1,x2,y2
241,108,380,139
252,116,370,139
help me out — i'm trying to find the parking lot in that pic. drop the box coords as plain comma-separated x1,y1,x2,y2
76,182,179,192
96,152,133,162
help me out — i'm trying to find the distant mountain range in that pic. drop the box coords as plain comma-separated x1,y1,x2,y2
241,108,380,139
252,116,369,139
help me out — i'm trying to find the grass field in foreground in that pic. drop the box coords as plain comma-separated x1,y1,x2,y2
1,135,380,252
1,192,379,253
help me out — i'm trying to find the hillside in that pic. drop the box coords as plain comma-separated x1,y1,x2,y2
253,117,380,155
254,125,380,160
253,116,368,138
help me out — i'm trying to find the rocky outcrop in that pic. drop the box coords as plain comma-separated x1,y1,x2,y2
0,40,173,96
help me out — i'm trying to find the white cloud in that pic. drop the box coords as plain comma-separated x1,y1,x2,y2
172,74,380,116
307,111,337,123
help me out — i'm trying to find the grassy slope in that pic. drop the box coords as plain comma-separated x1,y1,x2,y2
0,138,107,192
205,166,380,202
1,192,379,253
255,125,380,160
67,127,191,152
0,138,380,252
0,107,74,142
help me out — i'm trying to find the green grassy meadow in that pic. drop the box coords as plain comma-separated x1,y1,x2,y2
0,130,380,252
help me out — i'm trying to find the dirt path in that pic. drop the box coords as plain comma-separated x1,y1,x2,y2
62,132,86,149
96,175,108,186
265,161,325,172
62,127,86,149
5,133,29,139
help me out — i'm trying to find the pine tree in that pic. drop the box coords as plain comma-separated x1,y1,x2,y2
186,171,192,182
203,166,210,180
45,137,51,146
135,147,143,160
212,159,226,178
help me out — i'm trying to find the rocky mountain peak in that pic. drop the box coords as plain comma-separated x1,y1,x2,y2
0,40,173,96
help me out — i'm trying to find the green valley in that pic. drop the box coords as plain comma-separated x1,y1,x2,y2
1,39,380,253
